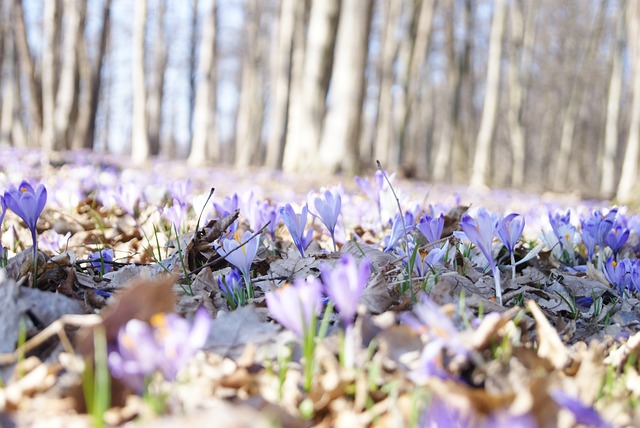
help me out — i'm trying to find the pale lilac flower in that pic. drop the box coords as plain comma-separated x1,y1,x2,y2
161,200,188,234
247,200,279,239
322,255,371,326
417,213,444,245
548,210,577,260
314,190,341,251
4,181,47,237
265,276,323,337
460,208,503,303
111,183,140,216
213,193,239,218
607,224,629,259
280,203,313,257
550,390,612,428
497,213,525,254
217,269,244,308
89,248,115,274
215,230,259,278
108,307,211,393
168,179,192,205
603,256,632,296
384,212,414,252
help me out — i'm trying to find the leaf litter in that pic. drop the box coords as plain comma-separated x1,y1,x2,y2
0,160,638,426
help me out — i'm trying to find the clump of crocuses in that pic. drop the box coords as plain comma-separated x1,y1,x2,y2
216,230,259,298
108,308,211,394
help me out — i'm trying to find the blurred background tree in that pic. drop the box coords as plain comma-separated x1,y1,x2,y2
1,0,639,201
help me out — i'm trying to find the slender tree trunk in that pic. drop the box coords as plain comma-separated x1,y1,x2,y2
54,0,85,150
72,0,110,151
13,0,42,147
265,0,297,169
373,0,401,168
600,2,625,197
131,0,149,164
617,1,640,202
188,0,199,147
282,0,340,173
148,0,167,157
42,0,60,157
470,0,507,188
507,0,537,188
396,0,437,172
433,0,460,182
553,0,606,189
235,0,264,168
318,0,372,174
188,0,218,165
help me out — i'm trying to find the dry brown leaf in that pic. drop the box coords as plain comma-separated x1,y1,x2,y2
526,299,571,370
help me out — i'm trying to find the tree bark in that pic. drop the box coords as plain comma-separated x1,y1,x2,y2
188,0,199,147
617,1,640,202
507,0,537,188
282,0,340,173
317,0,372,174
147,0,168,156
12,0,42,147
470,0,507,188
600,2,625,197
131,0,149,164
188,0,218,165
235,0,264,169
42,0,61,157
54,0,86,150
72,0,111,151
265,0,297,169
552,0,607,190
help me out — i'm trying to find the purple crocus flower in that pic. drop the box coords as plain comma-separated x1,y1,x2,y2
606,224,629,259
4,181,47,238
322,255,371,326
496,213,525,254
215,230,259,278
0,196,6,259
108,308,211,393
280,203,313,257
247,200,279,239
417,213,444,245
265,276,323,337
217,269,243,308
548,210,577,260
314,190,341,251
459,208,503,303
550,390,612,428
603,256,632,296
161,200,188,234
89,248,115,274
111,183,140,216
581,209,617,264
213,193,239,218
383,212,414,252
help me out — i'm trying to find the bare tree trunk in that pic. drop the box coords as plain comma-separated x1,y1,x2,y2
470,0,507,188
188,0,218,165
617,1,640,202
235,0,264,169
188,0,199,147
42,0,60,157
13,0,42,147
318,0,372,174
72,0,110,151
282,0,340,173
433,0,460,182
600,2,625,197
552,0,606,189
395,0,437,173
373,0,401,168
265,0,297,169
54,0,85,150
131,0,149,164
506,0,537,188
148,0,167,156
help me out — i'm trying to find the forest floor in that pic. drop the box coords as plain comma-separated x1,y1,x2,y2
0,149,636,427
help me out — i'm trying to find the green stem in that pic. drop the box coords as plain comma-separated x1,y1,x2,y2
31,230,38,288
